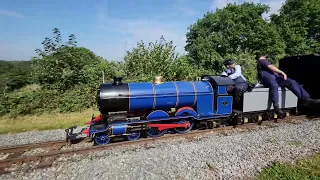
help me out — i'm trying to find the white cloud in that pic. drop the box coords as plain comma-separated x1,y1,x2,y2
266,0,285,15
177,7,199,16
95,18,188,61
93,0,286,61
94,0,191,61
0,9,24,18
174,0,200,17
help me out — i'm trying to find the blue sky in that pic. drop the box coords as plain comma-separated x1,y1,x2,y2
0,0,285,61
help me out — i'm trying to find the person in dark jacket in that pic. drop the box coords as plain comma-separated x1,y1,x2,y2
255,53,320,115
221,59,248,102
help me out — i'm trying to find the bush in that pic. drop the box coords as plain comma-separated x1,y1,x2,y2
56,85,96,113
0,84,97,117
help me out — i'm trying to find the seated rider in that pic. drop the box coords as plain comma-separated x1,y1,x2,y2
255,53,320,115
221,59,248,102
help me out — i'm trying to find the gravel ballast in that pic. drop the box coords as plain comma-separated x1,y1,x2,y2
0,127,85,148
1,119,320,179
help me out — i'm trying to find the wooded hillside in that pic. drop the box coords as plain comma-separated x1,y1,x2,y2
1,0,319,117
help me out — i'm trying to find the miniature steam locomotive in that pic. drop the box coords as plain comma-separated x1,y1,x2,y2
65,75,297,145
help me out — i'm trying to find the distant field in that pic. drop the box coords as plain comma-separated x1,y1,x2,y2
0,108,100,134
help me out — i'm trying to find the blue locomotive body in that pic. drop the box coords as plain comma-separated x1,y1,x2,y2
128,80,230,118
97,76,234,118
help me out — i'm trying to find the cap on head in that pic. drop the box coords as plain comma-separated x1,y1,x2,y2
255,53,267,60
223,59,236,66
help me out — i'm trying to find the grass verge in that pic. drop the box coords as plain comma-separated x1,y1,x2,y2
0,109,100,134
257,153,320,180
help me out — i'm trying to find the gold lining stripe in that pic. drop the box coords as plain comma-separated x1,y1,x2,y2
111,126,113,135
173,82,179,108
206,81,214,112
128,84,130,111
216,96,220,114
152,83,156,109
190,81,197,107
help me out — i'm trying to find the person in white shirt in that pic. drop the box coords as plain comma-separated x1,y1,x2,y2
221,59,248,102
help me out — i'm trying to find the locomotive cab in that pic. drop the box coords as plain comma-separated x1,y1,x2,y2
201,75,235,115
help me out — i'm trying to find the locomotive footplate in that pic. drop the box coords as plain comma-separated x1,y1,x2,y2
65,125,88,142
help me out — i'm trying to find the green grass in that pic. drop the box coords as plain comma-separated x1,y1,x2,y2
257,154,320,180
0,108,100,134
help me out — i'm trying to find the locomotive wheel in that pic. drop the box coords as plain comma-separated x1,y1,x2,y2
127,131,141,141
94,132,111,145
173,119,194,134
146,122,168,138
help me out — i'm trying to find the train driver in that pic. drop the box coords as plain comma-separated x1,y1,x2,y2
221,59,249,102
255,53,320,115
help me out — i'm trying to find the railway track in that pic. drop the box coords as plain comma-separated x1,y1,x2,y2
0,115,312,175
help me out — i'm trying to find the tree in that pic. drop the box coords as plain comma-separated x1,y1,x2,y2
35,28,77,57
169,55,215,81
1,28,114,116
185,2,286,72
0,61,32,93
106,60,126,81
31,28,108,91
124,36,179,82
270,0,320,55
